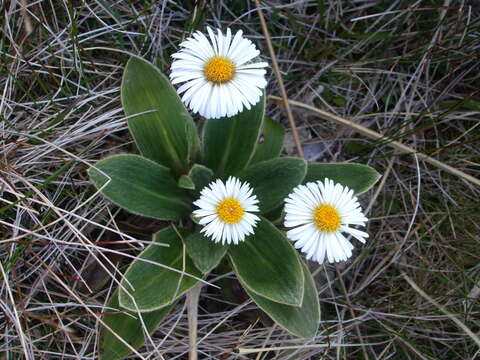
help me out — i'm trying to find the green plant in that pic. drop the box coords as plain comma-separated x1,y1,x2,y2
89,56,380,359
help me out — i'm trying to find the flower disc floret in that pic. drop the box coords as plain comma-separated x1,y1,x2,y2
204,56,235,84
313,204,341,232
193,177,260,245
283,178,369,264
216,198,244,224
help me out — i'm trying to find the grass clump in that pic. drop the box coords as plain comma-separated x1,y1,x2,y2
1,1,479,359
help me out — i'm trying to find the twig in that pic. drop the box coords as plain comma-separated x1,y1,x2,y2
269,95,480,187
187,283,203,360
238,341,388,355
255,0,304,158
335,264,370,360
0,263,31,358
365,156,395,215
19,0,33,39
255,324,276,360
402,272,480,348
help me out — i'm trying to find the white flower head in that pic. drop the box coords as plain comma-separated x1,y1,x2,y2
170,27,268,119
193,177,260,245
283,178,369,264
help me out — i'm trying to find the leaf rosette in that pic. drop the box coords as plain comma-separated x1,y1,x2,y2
89,55,381,359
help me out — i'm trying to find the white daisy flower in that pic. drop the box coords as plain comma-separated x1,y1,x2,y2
170,27,268,119
283,178,369,264
193,177,260,245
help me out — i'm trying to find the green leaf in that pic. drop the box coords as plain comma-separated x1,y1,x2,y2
121,56,199,175
202,93,265,176
99,290,173,360
188,164,214,196
263,205,284,224
244,262,320,338
183,230,228,274
89,154,190,220
304,163,381,194
178,175,195,190
251,116,285,164
228,218,304,306
238,157,307,214
185,115,200,164
119,227,202,312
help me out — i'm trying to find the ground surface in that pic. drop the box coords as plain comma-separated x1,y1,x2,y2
1,1,480,359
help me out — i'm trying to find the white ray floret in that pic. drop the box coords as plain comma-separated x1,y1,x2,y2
170,27,268,119
283,178,369,264
193,177,260,245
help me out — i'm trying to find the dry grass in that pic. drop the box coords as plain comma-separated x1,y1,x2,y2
1,1,480,359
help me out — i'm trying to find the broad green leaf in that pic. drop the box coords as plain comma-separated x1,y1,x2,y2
121,56,198,175
99,290,173,360
244,262,320,338
183,230,228,274
188,164,214,196
89,154,190,220
202,93,265,176
251,116,285,164
238,158,307,214
178,175,195,190
304,163,380,194
263,205,284,224
119,227,202,312
228,218,304,306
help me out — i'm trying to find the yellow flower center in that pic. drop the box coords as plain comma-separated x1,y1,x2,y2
216,198,244,224
313,204,341,233
204,56,235,84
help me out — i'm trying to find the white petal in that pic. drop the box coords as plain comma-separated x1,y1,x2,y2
341,226,369,243
229,38,254,63
235,47,260,66
175,77,203,95
227,29,244,58
206,27,218,54
171,71,204,84
237,62,269,70
198,82,214,118
223,28,232,56
315,234,327,264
